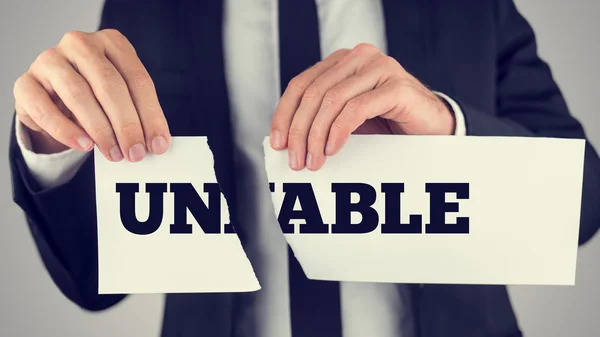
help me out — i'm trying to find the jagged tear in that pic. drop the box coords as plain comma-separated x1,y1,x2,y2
95,137,260,294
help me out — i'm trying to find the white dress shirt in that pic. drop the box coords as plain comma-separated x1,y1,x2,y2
15,0,466,336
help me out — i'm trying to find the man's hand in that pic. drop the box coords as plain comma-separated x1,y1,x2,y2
13,29,170,162
269,43,455,171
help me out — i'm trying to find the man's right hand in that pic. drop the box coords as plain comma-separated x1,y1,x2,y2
13,29,171,162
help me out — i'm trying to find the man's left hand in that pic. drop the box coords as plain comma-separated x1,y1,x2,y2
269,43,456,171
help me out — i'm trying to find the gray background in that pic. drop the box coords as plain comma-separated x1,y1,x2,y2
0,1,598,336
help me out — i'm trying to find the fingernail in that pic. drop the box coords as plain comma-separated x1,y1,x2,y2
288,150,298,170
271,130,283,149
306,153,314,170
151,136,168,154
128,143,146,162
109,145,123,161
77,136,93,150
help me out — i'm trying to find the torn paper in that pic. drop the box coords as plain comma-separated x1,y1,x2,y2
263,135,585,286
94,137,259,294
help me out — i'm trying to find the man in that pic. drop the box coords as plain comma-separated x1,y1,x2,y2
8,0,600,337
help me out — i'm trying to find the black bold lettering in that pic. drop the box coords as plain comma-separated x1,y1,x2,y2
116,183,167,235
426,183,469,234
277,183,328,234
170,183,222,234
331,183,378,234
381,183,422,233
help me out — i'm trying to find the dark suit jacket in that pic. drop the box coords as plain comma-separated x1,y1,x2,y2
8,1,600,336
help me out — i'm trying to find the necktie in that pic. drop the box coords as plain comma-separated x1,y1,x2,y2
278,1,343,336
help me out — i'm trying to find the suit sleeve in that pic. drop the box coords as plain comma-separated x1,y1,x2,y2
8,113,127,311
7,0,128,311
457,0,600,245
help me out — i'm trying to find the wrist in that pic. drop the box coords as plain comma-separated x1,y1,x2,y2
433,95,456,135
393,95,456,136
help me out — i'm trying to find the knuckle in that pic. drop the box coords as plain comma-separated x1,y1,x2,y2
48,121,62,136
35,47,60,65
127,70,154,90
61,30,90,47
287,75,308,92
287,125,305,138
307,130,324,143
117,120,142,139
89,124,115,141
144,101,164,117
13,73,29,97
17,95,51,126
14,104,24,115
302,85,321,101
35,108,51,126
144,115,168,137
12,75,23,92
323,87,343,108
64,86,89,103
383,55,401,69
98,69,127,91
374,55,398,67
330,48,350,58
99,29,135,52
63,77,91,102
150,114,168,129
347,99,370,122
346,97,365,113
34,105,48,121
20,115,41,131
63,32,99,57
353,43,378,54
331,119,346,133
384,55,398,63
99,28,125,40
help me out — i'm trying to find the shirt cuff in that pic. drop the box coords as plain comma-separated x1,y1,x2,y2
434,92,467,136
15,115,91,190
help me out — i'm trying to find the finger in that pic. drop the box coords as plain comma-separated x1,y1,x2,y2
15,104,41,132
270,48,349,157
13,72,93,151
287,45,382,171
305,55,393,170
30,48,123,162
99,29,171,155
59,31,146,162
326,84,400,156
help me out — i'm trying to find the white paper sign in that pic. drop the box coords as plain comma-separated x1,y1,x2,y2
95,135,585,294
94,137,259,294
264,135,585,286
